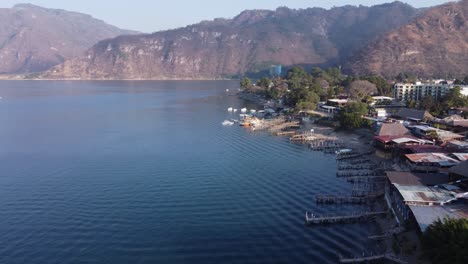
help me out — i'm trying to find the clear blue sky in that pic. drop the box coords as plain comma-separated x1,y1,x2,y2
0,0,452,32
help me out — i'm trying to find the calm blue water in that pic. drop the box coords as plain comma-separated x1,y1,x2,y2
0,81,378,264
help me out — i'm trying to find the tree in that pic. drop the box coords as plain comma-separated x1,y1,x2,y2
422,218,468,264
256,77,271,89
443,86,468,109
463,75,468,85
337,102,369,129
420,95,435,110
347,80,378,100
240,77,252,89
407,100,417,108
363,76,392,96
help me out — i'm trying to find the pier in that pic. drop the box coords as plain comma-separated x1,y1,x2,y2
336,170,380,177
305,211,387,225
337,164,375,170
289,132,315,142
336,150,374,160
315,194,383,204
275,131,296,136
338,253,407,264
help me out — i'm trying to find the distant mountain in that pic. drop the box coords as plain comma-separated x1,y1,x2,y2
346,0,468,78
0,4,136,74
43,2,418,79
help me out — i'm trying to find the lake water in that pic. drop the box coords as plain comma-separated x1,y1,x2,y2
0,81,379,264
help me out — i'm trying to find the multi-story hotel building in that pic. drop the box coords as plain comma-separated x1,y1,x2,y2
394,81,468,102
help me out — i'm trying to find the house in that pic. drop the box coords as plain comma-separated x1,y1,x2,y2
449,160,468,180
445,140,468,152
327,99,348,107
404,153,459,172
374,123,412,149
385,171,452,223
411,125,464,142
385,171,468,232
394,109,433,123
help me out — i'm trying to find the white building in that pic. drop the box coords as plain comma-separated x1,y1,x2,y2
394,81,468,102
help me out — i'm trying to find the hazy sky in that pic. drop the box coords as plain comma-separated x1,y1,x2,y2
0,0,452,32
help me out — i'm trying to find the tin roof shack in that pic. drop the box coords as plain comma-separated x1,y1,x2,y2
445,140,468,152
411,125,464,143
449,160,468,180
394,109,433,123
405,153,459,172
385,171,452,223
409,202,468,232
373,123,412,150
431,115,468,136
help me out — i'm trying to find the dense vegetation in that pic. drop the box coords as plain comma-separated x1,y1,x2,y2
407,86,468,116
241,66,468,128
422,218,468,264
240,66,391,112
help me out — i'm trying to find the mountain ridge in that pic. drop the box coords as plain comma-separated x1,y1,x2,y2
0,3,137,74
42,2,419,80
346,0,468,78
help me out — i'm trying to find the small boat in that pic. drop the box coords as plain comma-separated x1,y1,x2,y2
226,89,229,92
250,109,256,113
227,107,233,112
233,109,238,112
335,149,353,155
222,120,234,126
241,108,247,113
230,119,239,123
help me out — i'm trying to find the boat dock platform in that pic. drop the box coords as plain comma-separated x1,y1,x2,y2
338,253,407,263
305,211,387,225
275,131,297,136
315,193,383,204
290,132,315,142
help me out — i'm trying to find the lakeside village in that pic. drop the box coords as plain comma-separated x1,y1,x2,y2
226,67,468,263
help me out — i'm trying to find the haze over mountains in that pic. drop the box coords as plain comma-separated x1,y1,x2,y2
0,4,136,74
44,2,420,79
0,1,466,79
347,0,468,78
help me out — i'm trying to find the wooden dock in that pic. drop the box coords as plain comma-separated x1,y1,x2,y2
345,176,387,183
305,211,387,225
275,131,297,136
338,253,407,264
315,194,382,204
290,132,315,142
336,150,374,160
338,164,375,170
336,170,378,177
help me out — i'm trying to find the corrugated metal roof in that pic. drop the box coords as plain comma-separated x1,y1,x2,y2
409,203,468,232
451,153,468,161
449,160,468,177
386,171,449,186
394,184,454,204
405,153,459,166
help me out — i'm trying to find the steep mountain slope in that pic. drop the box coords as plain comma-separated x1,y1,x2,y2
44,2,418,79
0,4,136,74
347,0,468,78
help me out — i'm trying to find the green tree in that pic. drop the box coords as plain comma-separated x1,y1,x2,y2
407,100,417,108
337,102,369,129
240,77,252,89
443,86,468,109
422,218,468,264
256,77,271,89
